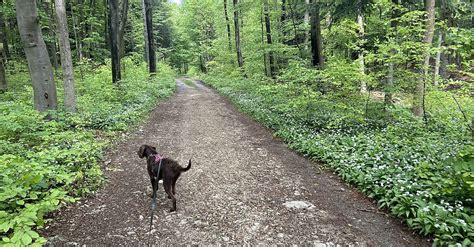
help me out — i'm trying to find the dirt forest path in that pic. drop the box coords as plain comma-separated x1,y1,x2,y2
41,79,428,246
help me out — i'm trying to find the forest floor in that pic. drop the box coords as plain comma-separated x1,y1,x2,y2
40,79,429,246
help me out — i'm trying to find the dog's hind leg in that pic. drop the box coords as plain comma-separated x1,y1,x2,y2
163,181,177,212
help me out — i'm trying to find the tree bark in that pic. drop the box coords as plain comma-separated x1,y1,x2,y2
0,48,6,92
224,0,233,51
304,0,309,51
71,2,83,61
261,5,269,76
357,7,366,93
233,0,244,69
144,0,156,74
385,0,400,107
413,0,435,117
108,0,121,82
0,0,10,60
264,0,276,77
16,0,58,111
142,0,149,63
310,0,324,67
118,0,129,59
433,32,443,86
55,0,77,112
44,0,59,70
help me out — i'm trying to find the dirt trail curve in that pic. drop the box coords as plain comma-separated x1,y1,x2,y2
42,79,429,246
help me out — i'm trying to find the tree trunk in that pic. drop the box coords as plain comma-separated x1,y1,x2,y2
413,0,435,117
304,0,309,51
108,0,121,82
71,2,83,61
385,0,400,107
261,5,269,76
224,0,233,51
357,8,366,93
233,0,244,69
55,0,77,112
433,32,443,86
264,0,276,77
144,0,156,74
118,0,129,59
0,48,6,92
310,0,324,67
16,0,57,111
0,0,10,60
142,0,149,63
44,0,59,70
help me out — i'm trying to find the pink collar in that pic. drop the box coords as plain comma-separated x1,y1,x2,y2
150,154,164,162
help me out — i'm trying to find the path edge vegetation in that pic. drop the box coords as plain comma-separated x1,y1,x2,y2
198,74,473,247
0,60,176,246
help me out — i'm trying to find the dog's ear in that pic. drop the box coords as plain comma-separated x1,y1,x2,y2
137,145,146,158
151,146,157,151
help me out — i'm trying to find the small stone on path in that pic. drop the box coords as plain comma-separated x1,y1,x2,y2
283,200,315,210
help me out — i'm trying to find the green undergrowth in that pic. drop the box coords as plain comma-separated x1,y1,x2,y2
0,58,176,246
201,71,473,246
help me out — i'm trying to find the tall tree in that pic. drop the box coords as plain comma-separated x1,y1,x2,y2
310,0,324,67
413,0,436,117
55,0,77,112
233,0,244,69
43,0,59,70
16,0,57,111
223,0,233,51
118,0,129,58
108,0,121,82
0,0,10,59
142,0,149,63
385,0,400,107
263,0,276,76
0,47,6,92
144,0,156,73
357,3,366,93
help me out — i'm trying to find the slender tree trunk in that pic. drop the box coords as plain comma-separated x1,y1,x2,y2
433,32,443,86
233,0,244,69
0,48,6,92
44,0,59,70
55,0,77,112
281,0,287,43
413,0,435,117
264,0,276,77
357,8,366,93
108,0,121,82
16,0,57,111
310,0,324,67
71,2,83,61
118,0,129,59
261,5,269,76
385,0,400,107
0,0,10,60
142,0,149,63
224,0,233,51
144,0,156,73
304,0,310,51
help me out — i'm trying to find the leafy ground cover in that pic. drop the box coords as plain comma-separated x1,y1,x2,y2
202,70,473,246
0,59,175,246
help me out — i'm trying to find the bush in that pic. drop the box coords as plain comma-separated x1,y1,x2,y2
0,60,175,246
202,71,473,246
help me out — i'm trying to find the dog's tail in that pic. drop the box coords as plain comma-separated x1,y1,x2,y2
181,159,191,172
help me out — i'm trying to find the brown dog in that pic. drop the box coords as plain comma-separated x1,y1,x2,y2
137,144,191,212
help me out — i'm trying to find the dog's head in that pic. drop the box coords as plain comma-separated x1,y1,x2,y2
137,144,156,158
